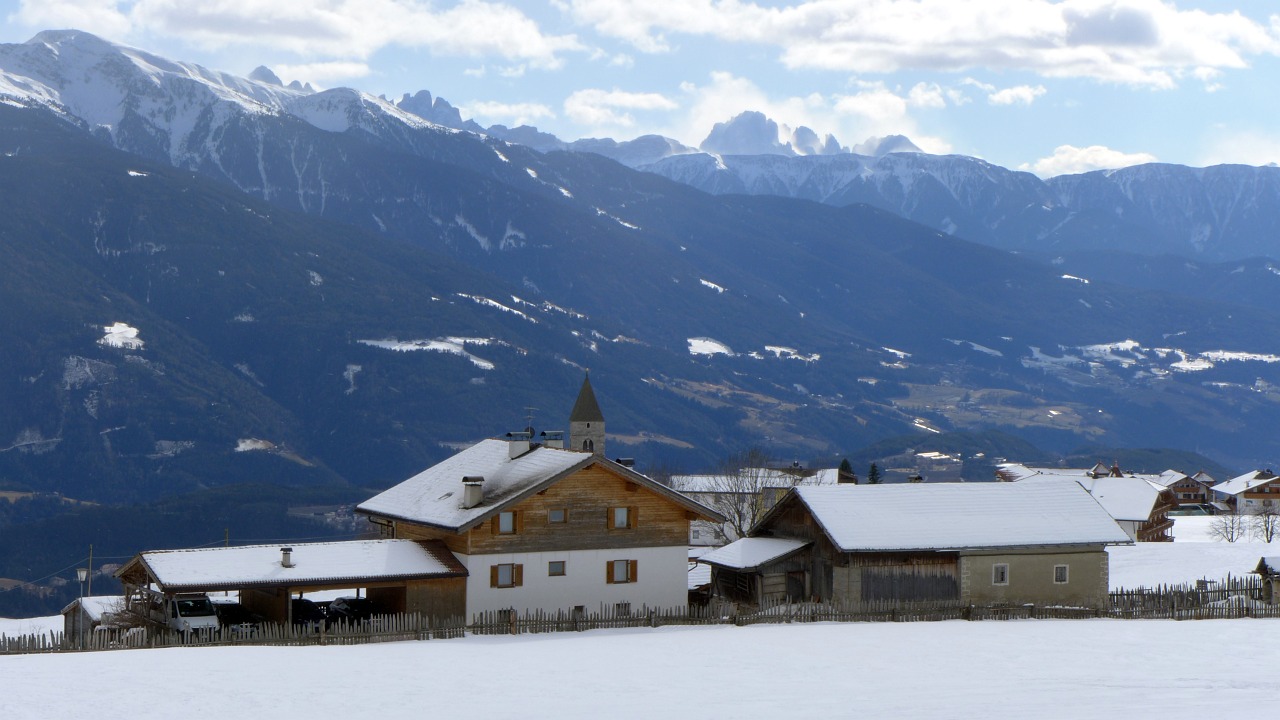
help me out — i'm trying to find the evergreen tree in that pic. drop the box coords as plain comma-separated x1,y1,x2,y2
838,458,857,484
867,463,882,484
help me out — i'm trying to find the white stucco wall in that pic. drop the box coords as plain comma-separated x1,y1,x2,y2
460,545,689,618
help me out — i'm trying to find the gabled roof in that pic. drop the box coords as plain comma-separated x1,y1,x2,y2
1255,557,1280,576
699,537,810,571
357,438,723,531
61,595,123,620
570,374,604,422
1213,470,1280,497
1018,473,1165,522
117,539,466,594
762,483,1131,552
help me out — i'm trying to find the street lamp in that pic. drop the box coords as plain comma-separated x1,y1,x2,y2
75,567,88,647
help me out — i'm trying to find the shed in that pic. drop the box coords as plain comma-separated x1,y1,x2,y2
61,595,124,637
116,539,468,625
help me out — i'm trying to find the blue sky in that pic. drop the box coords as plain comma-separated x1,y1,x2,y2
1,0,1278,176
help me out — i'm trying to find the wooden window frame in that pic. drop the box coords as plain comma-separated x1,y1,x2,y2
548,508,568,524
548,560,566,577
992,563,1009,586
605,559,638,584
607,506,638,530
492,510,521,535
490,563,523,588
1053,564,1069,584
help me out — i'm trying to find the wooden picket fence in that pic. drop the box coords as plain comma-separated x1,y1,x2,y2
4,575,1276,655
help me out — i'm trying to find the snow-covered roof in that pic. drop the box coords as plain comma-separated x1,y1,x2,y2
123,539,465,593
773,483,1131,552
1256,557,1280,576
358,439,594,530
698,537,810,570
359,438,721,530
1150,469,1192,488
1212,470,1280,497
60,595,123,620
1017,473,1166,522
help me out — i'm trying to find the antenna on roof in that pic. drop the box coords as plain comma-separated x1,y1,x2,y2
524,406,538,435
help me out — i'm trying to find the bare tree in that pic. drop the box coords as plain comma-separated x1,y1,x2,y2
1252,503,1280,543
698,448,785,543
1210,507,1249,542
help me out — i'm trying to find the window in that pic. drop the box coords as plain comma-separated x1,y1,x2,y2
608,506,637,529
582,439,594,452
493,510,519,535
490,563,523,588
548,560,566,577
548,508,567,524
606,559,637,584
992,563,1009,586
1053,564,1069,584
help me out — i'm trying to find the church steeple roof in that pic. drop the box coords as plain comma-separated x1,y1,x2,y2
570,374,604,423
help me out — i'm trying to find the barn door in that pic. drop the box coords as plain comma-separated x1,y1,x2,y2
786,571,806,602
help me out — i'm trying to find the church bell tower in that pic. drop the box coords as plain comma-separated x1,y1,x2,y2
569,373,605,456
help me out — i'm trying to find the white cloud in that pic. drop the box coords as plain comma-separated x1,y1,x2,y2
1199,131,1280,167
564,88,678,128
1019,144,1158,177
565,0,1280,88
461,101,556,126
988,84,1047,105
15,0,585,68
907,82,946,109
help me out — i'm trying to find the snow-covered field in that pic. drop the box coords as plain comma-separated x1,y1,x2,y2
4,514,1278,719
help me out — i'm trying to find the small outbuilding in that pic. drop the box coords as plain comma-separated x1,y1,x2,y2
116,539,468,625
61,595,124,637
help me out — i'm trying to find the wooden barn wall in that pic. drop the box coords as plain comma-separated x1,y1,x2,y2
831,553,960,603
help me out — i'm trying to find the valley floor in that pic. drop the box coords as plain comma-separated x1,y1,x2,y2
3,514,1275,719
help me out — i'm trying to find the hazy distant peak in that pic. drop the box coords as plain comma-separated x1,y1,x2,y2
701,111,794,156
249,66,282,86
852,134,923,156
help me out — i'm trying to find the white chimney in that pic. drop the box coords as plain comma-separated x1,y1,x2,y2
462,476,485,509
506,431,531,459
281,547,294,568
541,430,564,449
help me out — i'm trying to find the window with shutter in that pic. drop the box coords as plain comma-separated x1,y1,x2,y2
492,563,521,588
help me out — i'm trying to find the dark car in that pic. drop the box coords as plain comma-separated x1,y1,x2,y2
290,598,327,631
214,602,267,636
325,596,386,626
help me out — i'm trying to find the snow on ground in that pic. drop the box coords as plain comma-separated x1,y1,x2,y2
3,620,1280,719
0,614,60,637
1107,515,1276,588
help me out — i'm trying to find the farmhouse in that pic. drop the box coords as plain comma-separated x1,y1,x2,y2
997,463,1177,541
671,464,848,546
355,376,723,617
699,482,1131,609
1213,470,1280,513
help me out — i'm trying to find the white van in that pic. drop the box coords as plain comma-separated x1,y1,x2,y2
151,593,220,634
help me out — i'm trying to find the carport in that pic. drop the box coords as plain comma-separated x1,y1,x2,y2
116,539,468,625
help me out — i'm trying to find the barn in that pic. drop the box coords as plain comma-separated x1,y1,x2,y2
699,482,1132,609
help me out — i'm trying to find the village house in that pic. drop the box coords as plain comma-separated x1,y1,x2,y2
1212,470,1280,513
997,463,1177,541
671,464,851,546
1151,470,1217,507
699,482,1131,609
355,376,723,618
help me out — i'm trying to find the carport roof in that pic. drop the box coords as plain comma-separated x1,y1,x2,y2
117,539,466,593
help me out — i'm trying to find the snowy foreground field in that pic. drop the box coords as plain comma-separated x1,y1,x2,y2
4,515,1278,719
3,620,1280,719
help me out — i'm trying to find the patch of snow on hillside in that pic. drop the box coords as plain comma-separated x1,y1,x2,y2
358,338,498,370
511,295,588,320
127,170,148,177
595,207,639,230
235,438,274,452
232,313,255,323
1080,340,1143,367
1203,350,1280,363
947,339,1003,357
688,337,734,356
308,270,323,286
912,418,941,433
343,364,361,395
858,377,878,385
1171,356,1213,372
882,347,911,358
558,186,573,198
501,222,526,250
700,279,726,293
1061,274,1090,284
765,346,820,362
454,215,490,251
456,293,537,323
493,148,509,163
525,167,537,178
98,322,143,350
